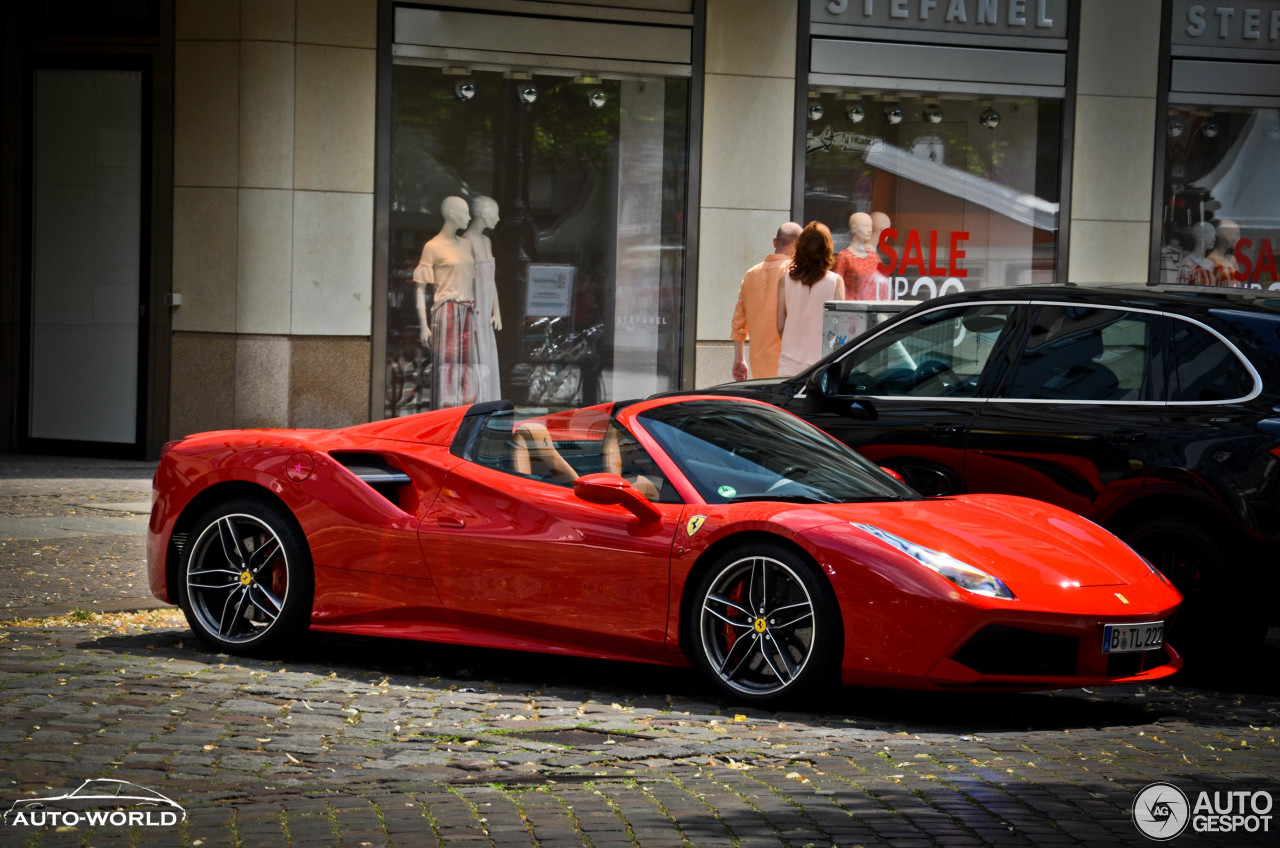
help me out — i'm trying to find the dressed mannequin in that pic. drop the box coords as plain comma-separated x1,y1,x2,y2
462,196,504,402
832,211,881,300
1208,219,1241,287
869,210,894,300
414,196,478,408
1177,221,1216,287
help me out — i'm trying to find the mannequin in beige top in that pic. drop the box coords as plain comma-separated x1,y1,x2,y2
414,196,479,407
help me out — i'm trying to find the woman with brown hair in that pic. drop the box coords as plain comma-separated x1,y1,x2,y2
775,221,845,376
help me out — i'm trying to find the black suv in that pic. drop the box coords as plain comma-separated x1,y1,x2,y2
706,285,1280,649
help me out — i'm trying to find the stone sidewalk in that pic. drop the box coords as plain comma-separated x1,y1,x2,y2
1,455,1278,847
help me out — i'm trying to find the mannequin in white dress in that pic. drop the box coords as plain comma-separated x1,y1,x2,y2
462,196,504,402
1177,221,1216,287
414,196,478,407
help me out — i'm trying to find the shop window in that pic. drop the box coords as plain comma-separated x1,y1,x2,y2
385,67,689,416
1160,106,1280,290
803,92,1063,301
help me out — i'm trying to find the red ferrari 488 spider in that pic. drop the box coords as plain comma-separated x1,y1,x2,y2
148,396,1182,704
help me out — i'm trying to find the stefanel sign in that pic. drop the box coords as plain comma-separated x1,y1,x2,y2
877,227,970,298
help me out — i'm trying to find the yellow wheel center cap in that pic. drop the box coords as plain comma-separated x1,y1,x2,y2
239,571,252,586
753,618,768,634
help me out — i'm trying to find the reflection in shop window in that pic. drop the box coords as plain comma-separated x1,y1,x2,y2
386,67,689,416
1160,106,1280,290
804,92,1062,302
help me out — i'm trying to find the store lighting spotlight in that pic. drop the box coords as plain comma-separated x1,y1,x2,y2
883,105,903,125
587,89,607,109
1202,121,1220,138
979,107,1001,129
808,102,825,121
454,81,476,101
923,104,943,124
1168,117,1185,138
518,85,538,105
846,103,865,123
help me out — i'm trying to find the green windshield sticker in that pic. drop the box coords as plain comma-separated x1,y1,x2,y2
717,485,737,498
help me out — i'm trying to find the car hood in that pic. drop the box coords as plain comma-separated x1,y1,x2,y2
803,493,1150,589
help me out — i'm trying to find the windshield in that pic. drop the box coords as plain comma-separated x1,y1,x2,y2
638,400,919,504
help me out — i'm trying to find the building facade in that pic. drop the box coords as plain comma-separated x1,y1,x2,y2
2,0,1276,458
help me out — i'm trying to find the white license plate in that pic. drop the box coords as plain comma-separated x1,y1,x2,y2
1103,621,1164,653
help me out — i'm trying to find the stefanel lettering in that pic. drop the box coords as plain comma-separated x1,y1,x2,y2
825,0,1055,27
1185,4,1280,41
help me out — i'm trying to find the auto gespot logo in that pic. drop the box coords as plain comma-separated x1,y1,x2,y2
1133,782,1273,840
3,779,186,828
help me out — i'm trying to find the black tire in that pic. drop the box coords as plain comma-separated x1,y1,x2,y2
177,497,313,655
1122,517,1261,660
688,542,840,705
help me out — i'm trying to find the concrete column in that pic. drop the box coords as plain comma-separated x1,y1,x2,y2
694,0,797,388
1067,0,1163,284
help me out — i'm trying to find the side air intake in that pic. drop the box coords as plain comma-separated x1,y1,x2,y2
330,452,412,508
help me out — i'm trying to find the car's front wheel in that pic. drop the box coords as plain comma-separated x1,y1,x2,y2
1122,516,1261,658
178,497,313,654
689,542,839,704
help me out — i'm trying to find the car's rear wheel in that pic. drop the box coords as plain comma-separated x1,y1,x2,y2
1122,517,1260,658
178,497,313,654
689,543,839,704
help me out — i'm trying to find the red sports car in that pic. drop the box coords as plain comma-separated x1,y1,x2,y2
148,396,1182,704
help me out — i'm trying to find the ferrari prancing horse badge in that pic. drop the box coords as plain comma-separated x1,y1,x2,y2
686,515,706,536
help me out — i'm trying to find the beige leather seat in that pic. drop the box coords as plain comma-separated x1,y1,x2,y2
511,421,579,485
602,425,661,501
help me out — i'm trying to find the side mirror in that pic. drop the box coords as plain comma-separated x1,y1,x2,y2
804,363,877,420
573,473,661,523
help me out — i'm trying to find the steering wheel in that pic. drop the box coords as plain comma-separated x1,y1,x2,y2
912,359,957,391
767,465,809,491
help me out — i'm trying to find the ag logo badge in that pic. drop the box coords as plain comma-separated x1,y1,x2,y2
686,515,706,536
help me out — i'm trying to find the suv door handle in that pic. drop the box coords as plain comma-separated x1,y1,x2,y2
928,423,965,437
435,515,466,528
1105,430,1146,445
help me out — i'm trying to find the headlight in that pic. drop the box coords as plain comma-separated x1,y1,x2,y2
853,523,1016,600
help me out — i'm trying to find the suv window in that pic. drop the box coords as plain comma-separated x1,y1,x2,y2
1167,316,1256,402
834,303,1017,398
1003,305,1157,402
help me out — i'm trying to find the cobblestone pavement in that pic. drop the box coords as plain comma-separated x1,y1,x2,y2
1,456,1278,847
0,455,160,618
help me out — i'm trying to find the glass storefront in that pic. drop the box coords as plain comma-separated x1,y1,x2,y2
385,63,689,417
805,0,1069,302
803,91,1062,300
1161,1,1280,289
1160,105,1280,289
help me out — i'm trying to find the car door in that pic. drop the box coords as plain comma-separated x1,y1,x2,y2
788,301,1024,495
964,302,1166,520
421,412,682,657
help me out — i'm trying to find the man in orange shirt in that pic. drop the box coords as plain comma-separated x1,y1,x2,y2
731,222,801,381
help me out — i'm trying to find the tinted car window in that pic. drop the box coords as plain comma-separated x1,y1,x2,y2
1003,306,1157,401
639,401,917,505
833,304,1017,398
1167,316,1256,402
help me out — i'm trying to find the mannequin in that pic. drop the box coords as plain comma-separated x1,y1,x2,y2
1177,221,1216,287
462,196,504,402
1208,219,1241,287
832,211,880,300
414,196,478,408
869,210,894,300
